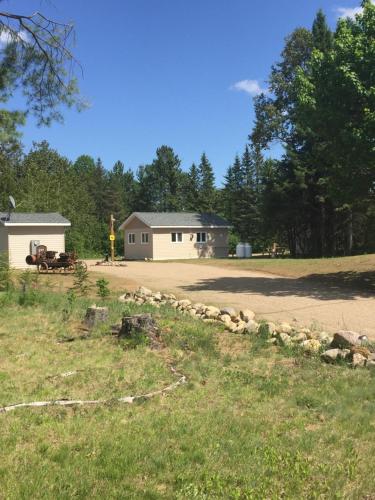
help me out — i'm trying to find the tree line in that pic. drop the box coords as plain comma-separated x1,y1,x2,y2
0,2,374,257
0,142,222,255
251,1,375,256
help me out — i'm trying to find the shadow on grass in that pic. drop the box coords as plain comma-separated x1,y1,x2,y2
181,270,375,301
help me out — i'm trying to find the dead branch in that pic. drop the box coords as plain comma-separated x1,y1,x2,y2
0,376,187,413
0,8,81,91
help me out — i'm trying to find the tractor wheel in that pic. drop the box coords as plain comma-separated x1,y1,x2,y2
65,264,75,274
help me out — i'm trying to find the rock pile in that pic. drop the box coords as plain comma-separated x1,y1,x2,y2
119,287,261,334
321,331,375,369
119,287,374,369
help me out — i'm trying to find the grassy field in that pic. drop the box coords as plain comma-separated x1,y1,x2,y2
1,281,375,498
165,254,375,292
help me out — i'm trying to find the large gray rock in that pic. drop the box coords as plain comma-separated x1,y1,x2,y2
193,303,206,313
234,320,247,334
219,314,232,326
137,286,153,297
321,348,349,363
245,320,259,334
221,307,237,319
331,331,360,349
240,309,255,322
178,299,191,308
228,321,239,333
205,306,221,319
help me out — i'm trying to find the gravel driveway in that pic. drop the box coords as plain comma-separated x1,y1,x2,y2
88,260,375,338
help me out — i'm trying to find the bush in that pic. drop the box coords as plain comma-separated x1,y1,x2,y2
72,262,91,296
228,232,240,255
62,289,77,322
96,278,110,300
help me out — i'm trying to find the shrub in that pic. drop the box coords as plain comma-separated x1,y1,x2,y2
62,289,77,322
72,262,91,296
96,278,110,300
228,232,240,255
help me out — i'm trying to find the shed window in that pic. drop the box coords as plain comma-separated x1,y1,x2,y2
171,232,182,243
141,232,149,244
197,232,207,243
128,233,135,244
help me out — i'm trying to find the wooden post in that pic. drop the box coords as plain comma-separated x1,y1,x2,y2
110,214,115,262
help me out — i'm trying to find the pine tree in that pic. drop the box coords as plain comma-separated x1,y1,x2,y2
312,9,333,53
152,146,183,211
197,153,216,212
223,155,242,231
180,163,200,211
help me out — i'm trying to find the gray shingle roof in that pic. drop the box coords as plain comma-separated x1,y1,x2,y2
124,212,231,228
0,212,71,226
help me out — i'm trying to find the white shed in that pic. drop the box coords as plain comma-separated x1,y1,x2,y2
0,212,71,269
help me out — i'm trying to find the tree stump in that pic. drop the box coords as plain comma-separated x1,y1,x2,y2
84,305,109,328
118,313,161,348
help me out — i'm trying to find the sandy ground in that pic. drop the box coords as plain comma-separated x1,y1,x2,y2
87,260,375,338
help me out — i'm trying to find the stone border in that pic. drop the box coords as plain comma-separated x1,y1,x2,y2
119,286,375,370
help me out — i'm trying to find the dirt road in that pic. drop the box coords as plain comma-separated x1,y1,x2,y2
88,260,375,337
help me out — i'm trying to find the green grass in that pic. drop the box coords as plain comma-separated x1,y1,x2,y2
161,253,375,277
161,254,375,292
0,287,375,498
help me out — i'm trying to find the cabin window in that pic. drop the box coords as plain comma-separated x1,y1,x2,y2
141,232,149,244
171,232,183,243
197,232,207,243
128,233,135,244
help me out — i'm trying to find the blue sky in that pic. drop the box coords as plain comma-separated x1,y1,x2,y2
1,0,367,184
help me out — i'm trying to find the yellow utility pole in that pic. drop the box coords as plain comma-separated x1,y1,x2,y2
109,214,116,262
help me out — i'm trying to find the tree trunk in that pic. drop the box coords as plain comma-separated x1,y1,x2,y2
84,306,109,328
346,208,353,256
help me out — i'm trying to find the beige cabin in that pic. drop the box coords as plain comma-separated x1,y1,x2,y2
0,212,71,269
119,212,230,260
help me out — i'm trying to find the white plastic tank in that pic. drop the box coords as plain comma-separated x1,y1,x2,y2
244,243,252,258
236,243,246,258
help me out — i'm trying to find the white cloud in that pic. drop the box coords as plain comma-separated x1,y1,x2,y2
0,28,30,47
230,79,267,96
336,1,375,19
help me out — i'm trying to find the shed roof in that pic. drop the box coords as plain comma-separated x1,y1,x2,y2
0,212,71,227
120,212,231,230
